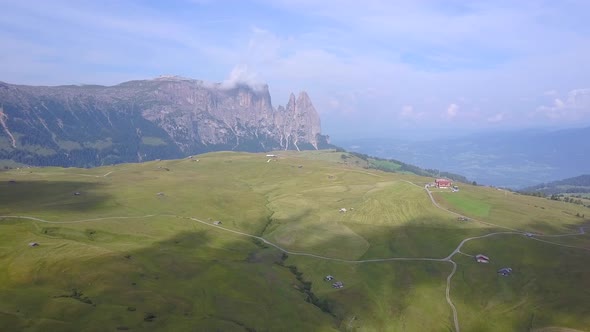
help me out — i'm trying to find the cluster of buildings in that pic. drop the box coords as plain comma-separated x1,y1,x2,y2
324,275,344,289
475,253,513,277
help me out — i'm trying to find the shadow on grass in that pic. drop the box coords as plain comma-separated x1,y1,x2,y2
1,214,589,332
0,180,110,213
0,227,341,332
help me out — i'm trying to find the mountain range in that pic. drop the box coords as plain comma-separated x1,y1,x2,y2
335,126,590,188
0,76,330,167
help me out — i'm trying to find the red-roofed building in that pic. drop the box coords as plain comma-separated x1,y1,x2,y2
435,179,452,188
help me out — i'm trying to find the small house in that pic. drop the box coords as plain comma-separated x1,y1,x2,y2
28,242,39,247
332,281,344,289
213,221,222,225
497,267,513,276
524,232,533,237
435,179,452,188
339,208,347,213
475,254,490,263
266,154,277,158
73,192,81,196
324,275,334,281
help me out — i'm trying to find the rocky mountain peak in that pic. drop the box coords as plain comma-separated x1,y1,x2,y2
0,77,331,167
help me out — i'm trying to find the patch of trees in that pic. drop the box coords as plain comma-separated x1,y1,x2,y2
286,264,334,315
522,175,590,195
550,194,588,207
520,192,590,208
276,254,334,316
54,288,93,305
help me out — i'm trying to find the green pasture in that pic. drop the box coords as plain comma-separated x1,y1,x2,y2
0,150,589,331
434,186,589,234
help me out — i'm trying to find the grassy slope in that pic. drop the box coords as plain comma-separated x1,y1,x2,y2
433,186,590,234
0,150,589,331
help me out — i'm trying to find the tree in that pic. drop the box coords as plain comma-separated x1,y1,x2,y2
472,181,477,186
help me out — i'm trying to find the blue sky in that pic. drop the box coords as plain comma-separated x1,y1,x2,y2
1,0,590,139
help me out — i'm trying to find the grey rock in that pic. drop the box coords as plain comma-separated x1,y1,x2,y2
0,77,331,166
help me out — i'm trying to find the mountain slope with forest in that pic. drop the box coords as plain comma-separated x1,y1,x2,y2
522,174,590,195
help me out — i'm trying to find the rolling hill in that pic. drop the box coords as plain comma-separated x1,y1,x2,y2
0,150,589,331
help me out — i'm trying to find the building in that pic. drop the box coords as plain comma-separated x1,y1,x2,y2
475,254,490,263
213,220,222,225
324,275,334,281
28,242,39,247
497,267,513,276
339,208,347,213
332,281,344,289
435,179,452,188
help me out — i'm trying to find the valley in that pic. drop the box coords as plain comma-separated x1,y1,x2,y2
1,150,589,331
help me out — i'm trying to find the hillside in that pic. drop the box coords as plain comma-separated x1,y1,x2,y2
0,77,331,168
336,126,590,188
0,150,589,331
522,175,590,195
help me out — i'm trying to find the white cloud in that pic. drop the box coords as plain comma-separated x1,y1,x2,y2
486,113,505,123
536,88,590,120
544,89,558,97
220,64,266,91
446,103,459,119
399,105,425,120
400,105,414,117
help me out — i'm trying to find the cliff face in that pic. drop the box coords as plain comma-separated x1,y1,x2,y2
0,77,330,167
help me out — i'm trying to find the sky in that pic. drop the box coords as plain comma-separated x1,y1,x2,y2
1,0,590,139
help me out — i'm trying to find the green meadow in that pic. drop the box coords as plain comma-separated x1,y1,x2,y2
0,151,589,331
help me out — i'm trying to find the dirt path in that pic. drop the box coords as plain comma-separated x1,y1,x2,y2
0,215,158,224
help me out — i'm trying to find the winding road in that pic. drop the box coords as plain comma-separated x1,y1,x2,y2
1,181,588,332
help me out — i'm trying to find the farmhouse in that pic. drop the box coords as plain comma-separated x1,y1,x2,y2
475,254,490,263
435,179,452,188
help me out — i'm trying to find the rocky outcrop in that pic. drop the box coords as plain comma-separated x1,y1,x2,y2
0,76,331,167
